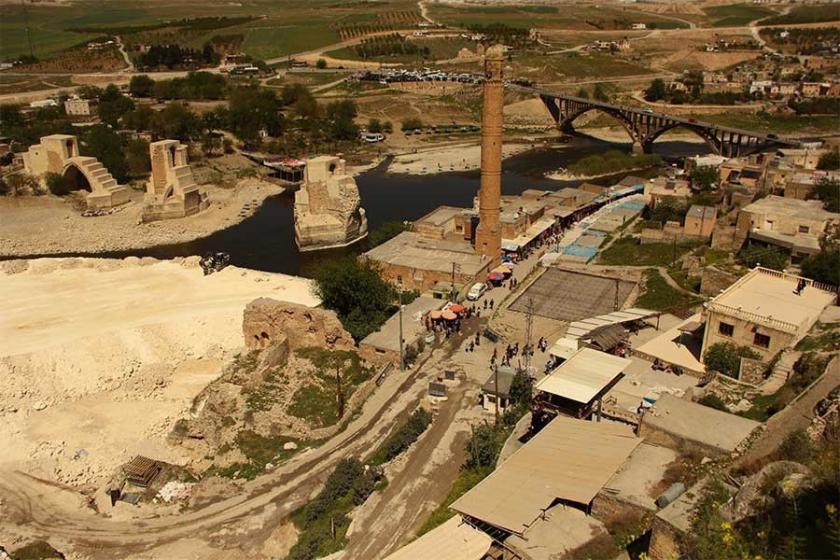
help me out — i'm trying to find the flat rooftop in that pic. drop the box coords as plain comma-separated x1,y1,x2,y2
600,443,678,510
415,205,464,227
642,393,760,453
360,296,444,353
451,416,641,535
635,313,705,375
383,516,490,560
536,348,631,404
363,231,490,276
742,194,839,221
505,504,608,560
709,267,836,334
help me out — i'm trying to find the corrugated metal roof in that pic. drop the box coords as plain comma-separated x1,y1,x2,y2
565,308,658,340
451,416,641,535
535,348,630,403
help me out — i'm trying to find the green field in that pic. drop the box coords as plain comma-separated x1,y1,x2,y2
685,111,840,136
703,3,776,27
762,4,840,25
428,3,690,30
513,51,652,83
0,0,421,62
326,36,474,64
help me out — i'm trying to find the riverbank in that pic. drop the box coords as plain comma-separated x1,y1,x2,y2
0,178,284,258
545,164,658,182
386,141,538,175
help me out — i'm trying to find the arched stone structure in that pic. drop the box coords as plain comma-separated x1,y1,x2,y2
142,139,208,222
21,134,129,209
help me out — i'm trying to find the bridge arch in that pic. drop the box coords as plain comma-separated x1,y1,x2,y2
643,122,720,155
61,161,94,192
559,105,642,147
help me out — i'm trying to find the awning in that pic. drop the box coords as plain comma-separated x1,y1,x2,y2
678,320,703,333
429,310,442,320
491,266,511,275
449,304,466,314
488,272,505,281
441,310,458,320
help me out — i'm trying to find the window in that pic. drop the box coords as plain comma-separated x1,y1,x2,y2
719,322,734,337
799,225,810,234
754,332,771,349
487,395,497,404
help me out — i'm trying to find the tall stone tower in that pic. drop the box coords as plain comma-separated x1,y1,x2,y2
474,44,504,264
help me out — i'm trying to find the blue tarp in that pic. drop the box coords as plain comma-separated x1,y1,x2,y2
562,244,598,259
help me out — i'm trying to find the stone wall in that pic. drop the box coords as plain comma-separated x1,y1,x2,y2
242,298,354,351
648,516,683,560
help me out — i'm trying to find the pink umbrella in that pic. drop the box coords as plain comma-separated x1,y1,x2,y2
441,310,457,321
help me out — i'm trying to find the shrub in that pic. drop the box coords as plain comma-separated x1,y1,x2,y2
776,429,815,463
401,117,424,132
315,58,327,69
44,172,71,196
370,408,432,465
703,342,760,378
698,393,728,412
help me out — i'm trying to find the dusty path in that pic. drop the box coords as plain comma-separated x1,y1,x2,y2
0,319,479,557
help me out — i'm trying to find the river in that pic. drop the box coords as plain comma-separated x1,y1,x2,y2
43,135,710,275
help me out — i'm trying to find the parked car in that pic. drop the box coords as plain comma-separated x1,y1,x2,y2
467,282,487,301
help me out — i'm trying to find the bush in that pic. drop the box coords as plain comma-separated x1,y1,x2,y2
776,429,815,463
315,58,327,69
370,408,432,465
703,342,760,378
817,150,839,171
738,244,788,271
698,393,728,412
369,221,411,247
44,172,71,196
401,117,424,132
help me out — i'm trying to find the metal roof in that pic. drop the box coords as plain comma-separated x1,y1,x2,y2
384,516,491,560
451,416,641,535
564,308,658,340
535,348,631,404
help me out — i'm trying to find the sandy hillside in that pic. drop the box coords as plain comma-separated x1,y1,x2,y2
0,257,319,487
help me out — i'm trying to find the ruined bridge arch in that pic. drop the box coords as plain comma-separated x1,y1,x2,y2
21,134,130,209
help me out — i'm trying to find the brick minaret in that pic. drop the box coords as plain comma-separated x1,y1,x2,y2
474,45,504,264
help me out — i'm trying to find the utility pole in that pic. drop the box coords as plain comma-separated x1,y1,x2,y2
398,303,405,371
450,262,459,301
21,0,34,59
524,297,535,373
493,363,500,427
335,356,345,419
614,278,621,311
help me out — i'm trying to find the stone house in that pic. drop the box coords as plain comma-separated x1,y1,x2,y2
644,177,691,209
700,267,837,363
64,97,97,117
735,195,839,259
683,205,717,238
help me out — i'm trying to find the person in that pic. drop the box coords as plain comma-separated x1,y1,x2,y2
489,299,494,309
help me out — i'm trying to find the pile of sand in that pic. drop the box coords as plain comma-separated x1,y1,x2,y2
0,257,318,487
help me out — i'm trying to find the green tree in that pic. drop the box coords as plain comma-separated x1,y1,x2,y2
809,177,840,212
81,125,128,182
325,99,358,141
129,75,155,98
0,104,24,129
644,78,667,102
369,221,411,247
801,224,840,286
401,117,423,132
593,83,609,102
703,342,760,378
382,120,393,134
576,87,589,99
817,149,839,171
315,58,327,69
228,86,284,144
367,118,382,133
738,244,788,271
122,104,154,131
313,257,396,341
97,84,135,128
125,138,151,177
150,102,201,141
690,165,718,191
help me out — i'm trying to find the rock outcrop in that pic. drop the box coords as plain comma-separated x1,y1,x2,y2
243,297,354,351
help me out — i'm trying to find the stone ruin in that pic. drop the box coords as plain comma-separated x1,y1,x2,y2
243,297,354,352
21,134,130,209
293,155,368,251
142,139,209,222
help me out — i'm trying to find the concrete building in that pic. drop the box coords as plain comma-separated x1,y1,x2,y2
683,205,717,238
644,177,691,209
294,155,368,251
474,45,505,265
701,267,837,363
363,231,492,293
64,96,97,117
481,365,516,414
358,296,444,366
21,134,129,209
639,394,760,457
735,195,839,258
142,140,209,221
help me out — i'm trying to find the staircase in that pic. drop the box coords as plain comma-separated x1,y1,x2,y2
760,348,800,395
68,156,129,209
